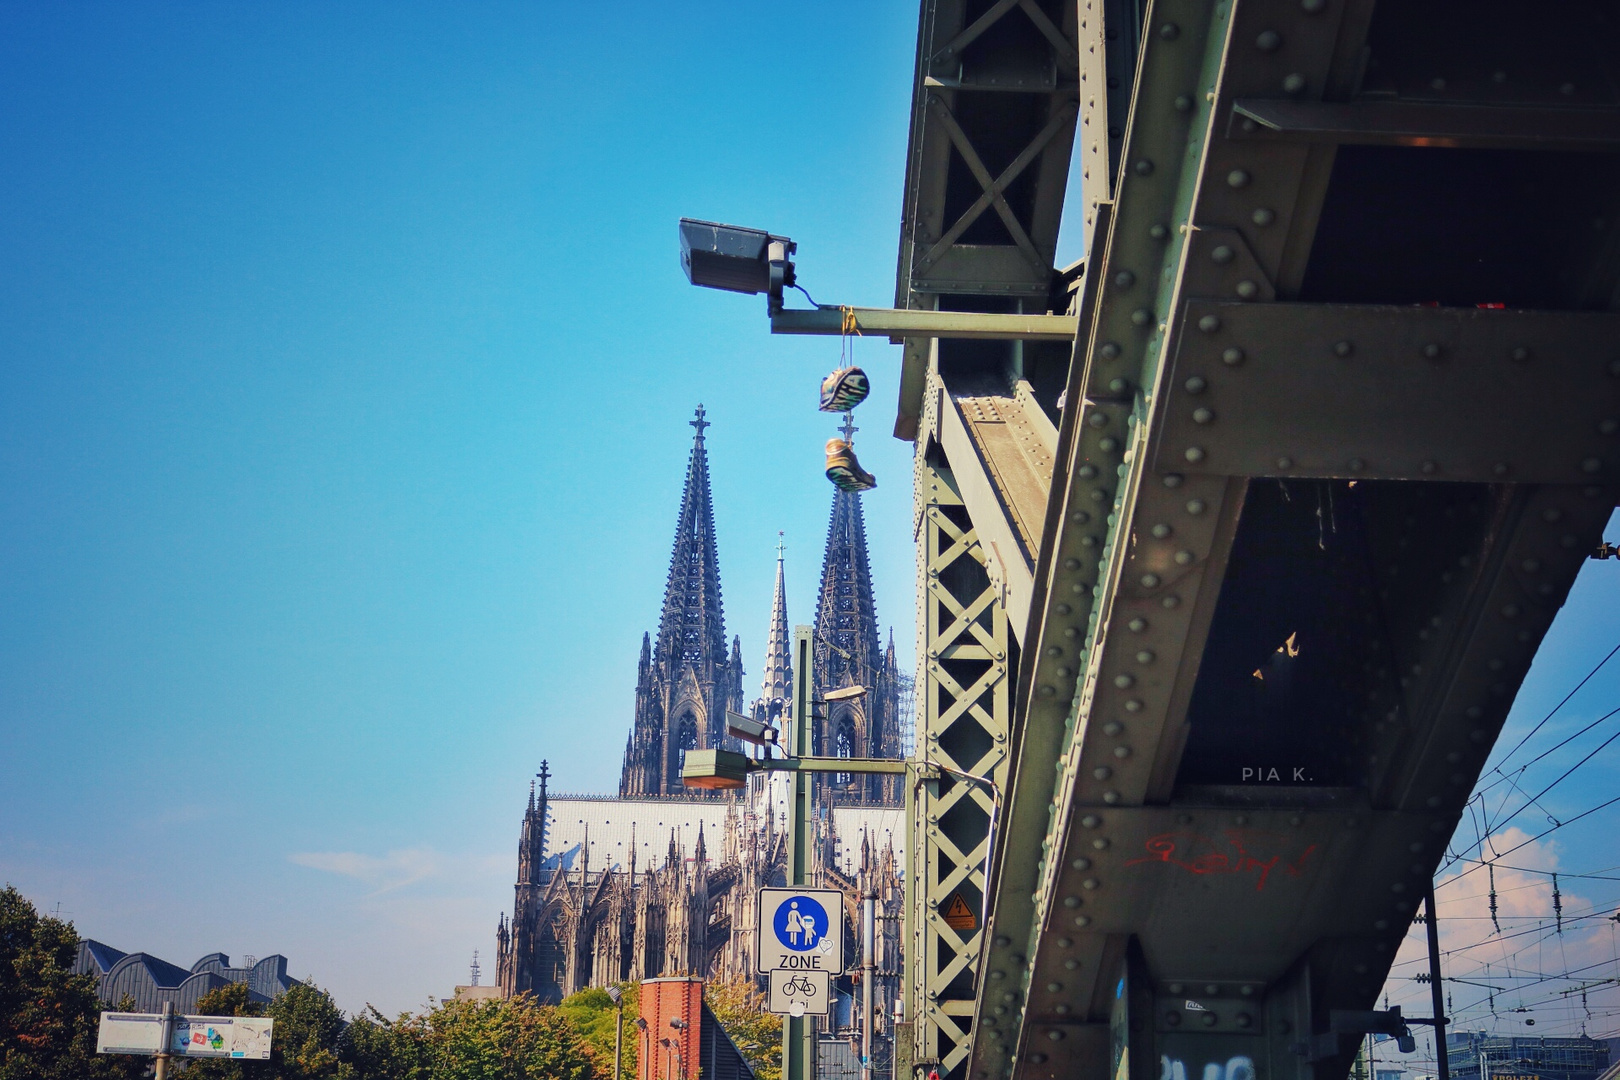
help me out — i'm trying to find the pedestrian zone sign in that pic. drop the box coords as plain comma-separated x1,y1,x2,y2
767,969,831,1017
757,887,844,974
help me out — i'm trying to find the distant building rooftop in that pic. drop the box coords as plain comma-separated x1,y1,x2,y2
74,939,300,1014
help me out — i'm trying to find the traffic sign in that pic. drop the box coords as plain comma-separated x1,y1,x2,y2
767,969,830,1017
757,887,844,974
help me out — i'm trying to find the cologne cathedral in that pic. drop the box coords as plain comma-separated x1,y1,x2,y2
495,407,907,1029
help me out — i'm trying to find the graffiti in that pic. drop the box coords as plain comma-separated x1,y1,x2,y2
1126,829,1318,891
1161,1055,1256,1080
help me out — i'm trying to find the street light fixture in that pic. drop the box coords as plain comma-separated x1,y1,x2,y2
678,219,796,313
821,685,868,703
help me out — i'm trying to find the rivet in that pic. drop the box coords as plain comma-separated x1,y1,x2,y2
1599,419,1618,435
1348,458,1365,471
1255,30,1281,51
1151,524,1172,540
1039,685,1055,697
1494,463,1510,476
1115,269,1137,287
1113,745,1131,759
1163,474,1183,488
1184,376,1207,395
1334,340,1353,358
1581,457,1602,473
1150,223,1170,240
1108,377,1130,394
1422,460,1438,474
1301,0,1325,10
1511,346,1530,361
1092,837,1110,850
1562,82,1577,95
1283,73,1306,94
1133,159,1155,178
1222,346,1245,366
1071,856,1091,870
1493,70,1508,83
1502,604,1520,618
1184,447,1206,463
1166,1012,1182,1027
1063,895,1082,908
1100,342,1121,359
1186,498,1206,515
1125,698,1144,710
1126,617,1146,632
1423,343,1442,360
1236,280,1259,299
1048,1029,1065,1042
1198,315,1221,333
1074,913,1093,924
1064,958,1079,970
1193,407,1215,424
1276,456,1293,470
1211,245,1235,264
1064,558,1081,571
1114,672,1136,688
1236,1013,1253,1028
1131,309,1152,326
1543,508,1563,522
1431,77,1447,91
1174,550,1194,565
1173,94,1193,112
1159,22,1179,38
1081,814,1101,828
1227,169,1251,188
1252,208,1275,226
1093,766,1111,780
1202,1013,1218,1027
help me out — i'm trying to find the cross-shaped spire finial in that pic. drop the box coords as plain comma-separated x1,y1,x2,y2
776,531,785,562
839,412,858,445
690,404,709,438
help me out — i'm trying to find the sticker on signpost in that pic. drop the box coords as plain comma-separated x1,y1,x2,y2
767,968,830,1017
756,888,845,974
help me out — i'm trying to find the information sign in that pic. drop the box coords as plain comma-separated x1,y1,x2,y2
767,969,830,1017
173,1016,274,1059
756,887,844,974
97,1013,164,1055
97,1012,273,1060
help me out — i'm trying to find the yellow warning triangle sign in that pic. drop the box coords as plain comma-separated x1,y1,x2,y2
942,892,976,931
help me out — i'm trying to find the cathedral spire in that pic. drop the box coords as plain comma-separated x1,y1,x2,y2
815,489,882,685
654,405,728,672
759,533,792,713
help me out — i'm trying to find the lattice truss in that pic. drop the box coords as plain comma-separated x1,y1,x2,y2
908,378,1012,1080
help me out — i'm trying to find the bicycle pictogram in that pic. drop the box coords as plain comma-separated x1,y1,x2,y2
784,974,819,998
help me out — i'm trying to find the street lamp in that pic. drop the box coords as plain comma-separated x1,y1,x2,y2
606,986,625,1080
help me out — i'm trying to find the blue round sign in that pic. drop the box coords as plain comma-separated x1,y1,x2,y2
772,895,830,952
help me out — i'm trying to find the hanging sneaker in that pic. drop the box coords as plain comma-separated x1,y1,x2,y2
825,439,877,492
819,367,870,413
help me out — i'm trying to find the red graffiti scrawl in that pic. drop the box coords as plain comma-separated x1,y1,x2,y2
1124,830,1318,891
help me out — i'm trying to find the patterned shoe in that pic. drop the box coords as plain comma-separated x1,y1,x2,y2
819,367,870,412
825,439,877,492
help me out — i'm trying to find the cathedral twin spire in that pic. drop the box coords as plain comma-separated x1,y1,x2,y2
619,407,899,804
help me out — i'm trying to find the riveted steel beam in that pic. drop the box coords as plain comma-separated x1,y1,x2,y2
770,307,1079,342
1154,301,1620,484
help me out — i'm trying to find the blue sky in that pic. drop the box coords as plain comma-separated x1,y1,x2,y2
1,0,1617,1030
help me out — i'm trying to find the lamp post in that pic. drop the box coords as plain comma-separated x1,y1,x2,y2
683,627,934,1080
635,1016,648,1080
607,986,625,1080
669,1019,689,1080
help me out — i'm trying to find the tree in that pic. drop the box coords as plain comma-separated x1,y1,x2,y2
410,995,600,1080
0,885,145,1080
706,977,781,1080
560,984,638,1080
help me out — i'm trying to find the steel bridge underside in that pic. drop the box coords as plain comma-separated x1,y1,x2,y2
892,3,1620,1080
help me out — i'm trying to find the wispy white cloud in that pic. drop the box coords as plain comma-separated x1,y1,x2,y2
287,848,445,895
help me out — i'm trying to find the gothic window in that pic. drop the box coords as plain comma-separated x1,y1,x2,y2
676,714,699,770
834,718,856,786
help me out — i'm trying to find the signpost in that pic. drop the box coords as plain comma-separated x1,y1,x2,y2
768,969,831,1017
757,887,845,976
99,1009,273,1074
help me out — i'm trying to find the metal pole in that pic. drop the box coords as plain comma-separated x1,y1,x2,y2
783,626,816,1080
1426,882,1451,1080
862,890,876,1080
154,1000,174,1080
614,999,624,1080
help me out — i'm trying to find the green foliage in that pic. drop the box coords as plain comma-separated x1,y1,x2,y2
559,983,638,1080
706,976,781,1080
196,981,259,1018
396,995,599,1080
0,885,145,1080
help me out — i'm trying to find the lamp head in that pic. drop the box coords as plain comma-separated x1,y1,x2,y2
679,219,796,313
822,685,868,703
